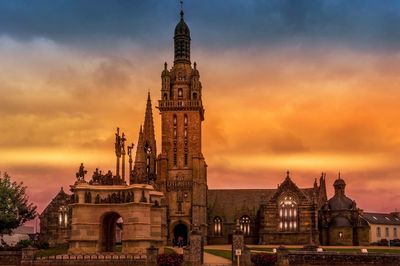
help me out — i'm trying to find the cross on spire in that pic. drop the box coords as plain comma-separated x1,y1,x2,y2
180,0,184,19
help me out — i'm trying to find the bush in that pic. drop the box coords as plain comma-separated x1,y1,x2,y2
379,239,389,246
34,240,49,250
157,253,183,266
251,253,277,266
15,239,33,249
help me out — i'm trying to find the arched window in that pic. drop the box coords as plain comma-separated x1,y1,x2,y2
214,217,222,236
173,114,177,126
163,93,168,100
184,114,188,126
192,92,197,100
240,216,251,235
178,88,183,98
377,227,381,237
278,195,298,232
58,206,68,228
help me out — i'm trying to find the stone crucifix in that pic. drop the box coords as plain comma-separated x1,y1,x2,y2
127,143,134,181
115,127,122,177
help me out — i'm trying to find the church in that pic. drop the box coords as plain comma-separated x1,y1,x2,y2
40,8,373,249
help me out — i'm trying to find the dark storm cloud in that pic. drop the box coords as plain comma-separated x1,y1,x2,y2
0,0,399,50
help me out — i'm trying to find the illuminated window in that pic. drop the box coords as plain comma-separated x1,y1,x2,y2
178,88,183,97
279,195,298,232
58,206,68,228
214,217,222,236
184,114,188,126
338,232,343,238
240,216,251,236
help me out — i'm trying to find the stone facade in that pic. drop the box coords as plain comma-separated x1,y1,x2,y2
39,187,71,247
319,176,370,246
207,172,327,245
156,9,208,245
260,174,323,245
68,181,164,254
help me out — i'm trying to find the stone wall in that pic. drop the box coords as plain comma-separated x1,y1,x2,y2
277,250,400,266
0,251,21,266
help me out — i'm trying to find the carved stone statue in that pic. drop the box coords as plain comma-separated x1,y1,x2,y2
76,163,87,181
115,127,122,157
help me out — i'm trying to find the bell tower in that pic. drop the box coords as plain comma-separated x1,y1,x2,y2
157,6,208,243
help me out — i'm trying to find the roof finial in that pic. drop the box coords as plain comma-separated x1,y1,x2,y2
338,171,341,179
286,170,290,179
180,0,184,19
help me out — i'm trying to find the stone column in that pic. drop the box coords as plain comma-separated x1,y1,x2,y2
146,245,159,266
232,229,244,265
183,226,203,266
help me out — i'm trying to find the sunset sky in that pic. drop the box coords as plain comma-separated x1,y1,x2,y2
1,1,400,224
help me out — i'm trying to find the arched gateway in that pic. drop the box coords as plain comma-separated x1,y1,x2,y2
100,212,123,252
173,222,188,246
68,179,164,254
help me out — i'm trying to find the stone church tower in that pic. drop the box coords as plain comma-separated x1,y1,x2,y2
157,9,208,243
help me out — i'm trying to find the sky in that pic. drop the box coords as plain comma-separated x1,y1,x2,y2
0,0,400,226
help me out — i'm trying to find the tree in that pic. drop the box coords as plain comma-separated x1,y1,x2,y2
0,172,37,234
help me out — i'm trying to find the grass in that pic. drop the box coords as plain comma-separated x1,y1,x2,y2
204,249,232,260
35,244,69,257
164,247,177,254
367,249,400,254
250,247,301,252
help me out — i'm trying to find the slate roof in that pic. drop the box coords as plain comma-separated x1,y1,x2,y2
207,189,272,222
328,194,354,210
362,212,400,225
207,187,315,223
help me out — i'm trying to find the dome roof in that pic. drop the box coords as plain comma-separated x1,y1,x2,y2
334,178,346,187
328,194,354,210
174,11,190,37
161,62,170,77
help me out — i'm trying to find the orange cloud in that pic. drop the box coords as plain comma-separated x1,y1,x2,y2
0,38,399,216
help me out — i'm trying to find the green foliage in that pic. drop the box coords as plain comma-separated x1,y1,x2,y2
35,244,69,257
15,239,33,249
157,253,183,266
204,249,232,260
251,253,277,266
0,172,37,234
164,247,177,254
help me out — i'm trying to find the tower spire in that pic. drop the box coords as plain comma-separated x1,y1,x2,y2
180,0,184,19
174,0,191,64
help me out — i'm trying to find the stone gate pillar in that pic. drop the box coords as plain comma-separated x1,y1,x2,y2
232,220,245,265
183,226,203,266
146,245,159,266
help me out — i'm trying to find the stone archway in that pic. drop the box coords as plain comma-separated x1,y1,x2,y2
101,212,122,252
173,223,188,247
